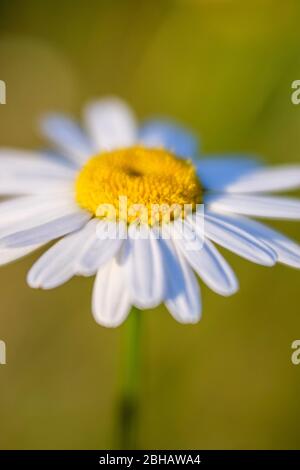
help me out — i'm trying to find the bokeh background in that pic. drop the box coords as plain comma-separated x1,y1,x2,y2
0,0,300,450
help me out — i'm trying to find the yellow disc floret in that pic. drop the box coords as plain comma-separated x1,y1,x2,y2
75,146,202,225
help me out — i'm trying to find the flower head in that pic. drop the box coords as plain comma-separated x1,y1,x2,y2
0,97,300,327
75,146,202,224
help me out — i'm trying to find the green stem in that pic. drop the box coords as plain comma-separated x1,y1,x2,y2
119,307,142,449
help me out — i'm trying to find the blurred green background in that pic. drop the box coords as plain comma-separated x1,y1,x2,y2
0,0,300,450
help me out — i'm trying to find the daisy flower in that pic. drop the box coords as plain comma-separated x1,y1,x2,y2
0,97,300,328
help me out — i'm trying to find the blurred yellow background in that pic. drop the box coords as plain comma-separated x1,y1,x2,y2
0,0,300,449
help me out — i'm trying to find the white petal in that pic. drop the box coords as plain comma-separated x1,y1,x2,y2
214,213,300,269
92,257,131,328
41,150,77,170
0,244,42,266
0,149,76,178
192,211,277,266
139,120,199,158
171,223,238,296
124,224,165,309
27,220,97,289
0,149,76,195
40,114,93,166
0,180,74,196
75,220,124,275
205,194,300,220
0,207,90,247
83,98,137,151
161,238,201,324
222,165,300,193
197,156,260,191
0,194,76,232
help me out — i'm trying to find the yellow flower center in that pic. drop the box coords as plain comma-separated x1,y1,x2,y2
75,146,202,225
